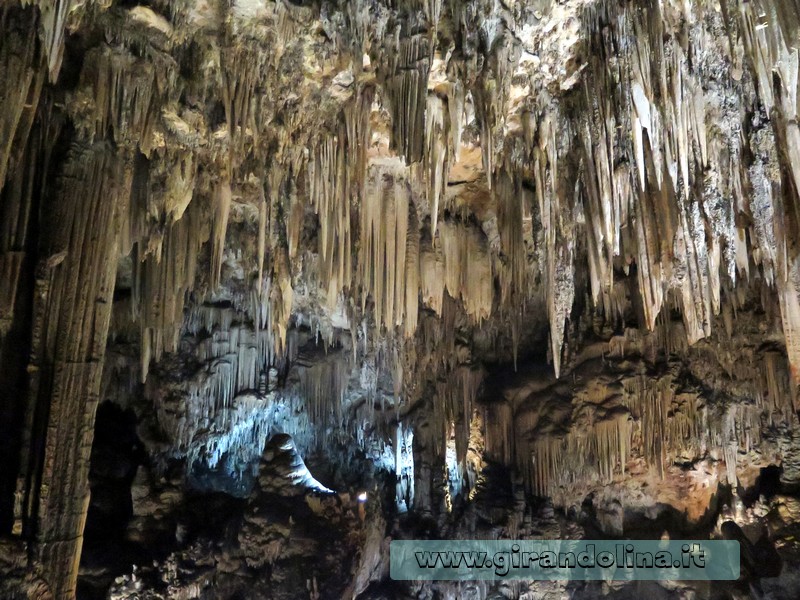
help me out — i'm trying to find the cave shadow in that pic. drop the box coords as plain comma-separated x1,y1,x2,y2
576,481,731,542
740,464,783,507
78,401,147,600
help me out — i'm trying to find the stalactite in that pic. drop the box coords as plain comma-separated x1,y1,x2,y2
419,236,445,316
161,149,197,223
0,8,44,196
270,247,293,356
74,46,163,155
435,366,482,497
1,97,59,340
358,161,421,336
447,80,464,164
285,175,303,261
528,411,632,500
385,34,430,164
220,45,261,159
495,166,528,367
545,238,574,379
309,131,351,311
423,94,448,237
0,252,24,336
299,355,350,432
257,186,267,288
484,401,513,466
404,203,420,338
21,0,78,81
762,351,798,423
210,181,232,290
344,85,374,196
437,220,493,324
531,110,575,378
136,200,209,383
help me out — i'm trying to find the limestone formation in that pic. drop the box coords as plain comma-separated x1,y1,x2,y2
1,0,800,599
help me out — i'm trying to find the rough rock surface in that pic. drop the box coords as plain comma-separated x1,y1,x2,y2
2,0,800,598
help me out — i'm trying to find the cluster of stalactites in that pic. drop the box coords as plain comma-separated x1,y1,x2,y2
460,0,800,383
563,0,800,380
309,130,355,311
20,0,77,81
434,365,483,497
220,44,265,160
513,352,799,501
149,299,312,478
762,351,800,422
133,199,208,383
734,0,800,381
525,410,633,501
419,219,493,324
358,161,421,338
421,83,464,238
308,88,374,311
72,45,168,155
616,357,795,489
386,33,431,164
298,354,350,433
622,374,704,479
